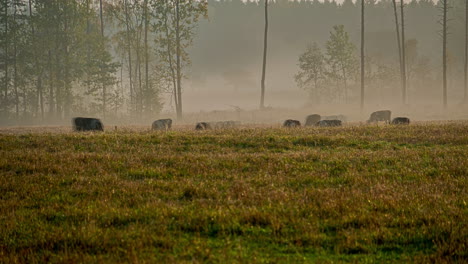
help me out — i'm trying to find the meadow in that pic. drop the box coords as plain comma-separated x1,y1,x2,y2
0,122,467,263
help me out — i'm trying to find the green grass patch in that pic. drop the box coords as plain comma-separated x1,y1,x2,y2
1,123,467,262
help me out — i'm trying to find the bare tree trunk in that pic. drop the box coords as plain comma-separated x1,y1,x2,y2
48,49,54,116
175,0,182,119
29,0,44,120
360,0,365,110
391,0,403,98
86,0,91,95
55,46,61,117
464,0,467,103
124,0,134,114
144,0,149,114
64,3,71,119
163,0,178,113
54,2,62,118
3,0,8,106
442,0,447,108
400,0,407,105
260,0,268,109
100,0,106,117
136,26,142,115
13,1,19,118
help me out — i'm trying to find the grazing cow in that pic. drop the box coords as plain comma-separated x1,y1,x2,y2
305,114,321,126
152,119,172,131
367,110,391,124
283,119,301,128
316,120,342,127
322,114,347,122
72,117,104,131
391,117,410,125
195,122,212,130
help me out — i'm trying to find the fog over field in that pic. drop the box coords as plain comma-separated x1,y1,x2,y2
2,1,468,262
1,0,468,126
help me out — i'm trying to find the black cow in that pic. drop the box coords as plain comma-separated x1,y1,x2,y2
195,122,212,130
317,120,342,127
305,114,321,126
152,119,172,131
72,117,104,131
367,110,391,124
283,119,301,128
391,117,410,125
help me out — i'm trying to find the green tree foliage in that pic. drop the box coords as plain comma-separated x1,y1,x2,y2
325,25,357,103
0,0,122,123
296,26,359,104
295,42,326,103
151,0,208,119
107,0,173,119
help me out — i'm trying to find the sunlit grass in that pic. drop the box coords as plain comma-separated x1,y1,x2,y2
1,122,467,262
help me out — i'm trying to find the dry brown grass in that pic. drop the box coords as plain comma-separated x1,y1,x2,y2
1,122,467,263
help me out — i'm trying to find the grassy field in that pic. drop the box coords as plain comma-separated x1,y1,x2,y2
1,122,467,263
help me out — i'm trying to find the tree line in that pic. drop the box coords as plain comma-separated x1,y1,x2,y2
190,0,466,107
1,0,467,124
0,0,207,124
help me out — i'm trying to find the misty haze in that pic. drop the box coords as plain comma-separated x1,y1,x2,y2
1,0,467,262
0,0,467,124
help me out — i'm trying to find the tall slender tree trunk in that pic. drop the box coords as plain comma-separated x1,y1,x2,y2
136,26,143,115
442,0,448,108
260,0,268,109
175,0,182,119
29,0,44,120
100,0,106,117
124,0,134,114
400,0,407,105
29,0,38,117
86,0,91,98
55,49,61,117
48,50,54,116
54,4,62,118
13,1,19,118
391,0,403,98
163,0,178,113
360,0,365,110
464,0,467,103
4,0,8,106
64,4,71,119
144,0,149,114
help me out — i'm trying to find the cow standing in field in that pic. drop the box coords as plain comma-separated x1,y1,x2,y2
367,110,391,124
391,117,410,125
152,119,172,131
305,114,321,126
283,119,301,127
72,117,104,131
195,122,212,130
317,120,342,127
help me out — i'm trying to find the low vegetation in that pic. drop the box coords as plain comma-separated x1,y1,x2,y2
1,122,467,262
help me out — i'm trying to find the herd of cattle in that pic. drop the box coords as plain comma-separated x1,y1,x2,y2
72,110,410,132
283,110,410,127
